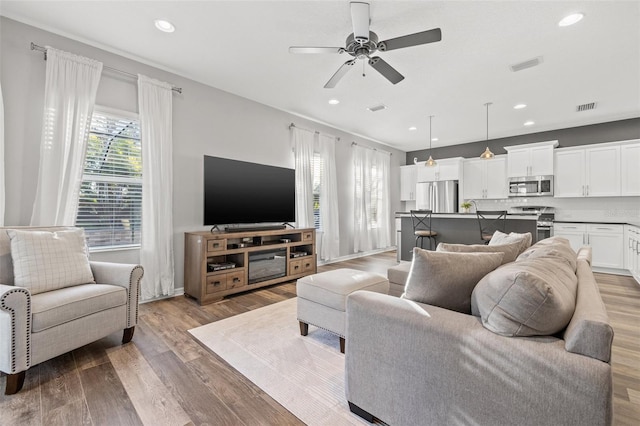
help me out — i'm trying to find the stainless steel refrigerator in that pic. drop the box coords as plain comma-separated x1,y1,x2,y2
415,180,459,213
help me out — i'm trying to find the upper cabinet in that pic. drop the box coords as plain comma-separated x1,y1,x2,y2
554,142,631,197
505,141,558,177
416,157,463,182
462,156,507,200
400,165,417,201
621,142,640,196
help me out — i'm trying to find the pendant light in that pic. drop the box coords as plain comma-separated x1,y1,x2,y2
480,102,495,159
425,115,437,167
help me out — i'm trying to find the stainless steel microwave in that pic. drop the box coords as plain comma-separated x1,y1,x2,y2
508,176,554,197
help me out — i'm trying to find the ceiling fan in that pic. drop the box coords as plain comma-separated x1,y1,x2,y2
289,1,442,88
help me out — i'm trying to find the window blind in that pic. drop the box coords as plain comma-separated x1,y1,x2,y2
76,110,142,249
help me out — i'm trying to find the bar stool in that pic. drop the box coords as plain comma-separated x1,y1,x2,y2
410,210,438,250
476,210,507,244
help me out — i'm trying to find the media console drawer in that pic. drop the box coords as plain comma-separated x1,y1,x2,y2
207,239,226,252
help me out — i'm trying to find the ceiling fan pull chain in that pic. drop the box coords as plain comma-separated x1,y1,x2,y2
362,60,366,77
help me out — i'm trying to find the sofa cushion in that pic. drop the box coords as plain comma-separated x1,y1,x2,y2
7,228,95,294
387,261,411,286
516,236,578,272
471,253,578,336
31,283,127,333
489,230,532,255
436,241,521,265
402,248,504,314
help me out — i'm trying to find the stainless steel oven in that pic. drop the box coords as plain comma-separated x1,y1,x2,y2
510,206,555,241
508,176,554,197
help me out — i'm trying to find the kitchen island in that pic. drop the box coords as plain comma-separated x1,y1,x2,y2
396,212,538,262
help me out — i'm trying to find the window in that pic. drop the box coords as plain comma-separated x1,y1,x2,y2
76,108,142,249
312,153,323,230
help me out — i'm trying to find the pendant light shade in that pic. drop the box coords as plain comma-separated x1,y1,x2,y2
425,115,437,167
480,102,495,160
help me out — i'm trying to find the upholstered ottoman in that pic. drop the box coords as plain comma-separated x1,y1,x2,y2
297,268,389,353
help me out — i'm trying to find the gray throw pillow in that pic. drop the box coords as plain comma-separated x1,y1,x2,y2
488,230,532,255
436,242,521,265
471,256,578,336
402,248,504,314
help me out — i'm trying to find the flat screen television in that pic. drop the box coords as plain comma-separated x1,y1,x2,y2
203,155,296,226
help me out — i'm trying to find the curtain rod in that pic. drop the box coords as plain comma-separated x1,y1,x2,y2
289,122,341,141
351,141,392,156
30,42,183,94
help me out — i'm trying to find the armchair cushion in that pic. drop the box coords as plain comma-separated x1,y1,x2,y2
7,229,95,294
31,284,127,333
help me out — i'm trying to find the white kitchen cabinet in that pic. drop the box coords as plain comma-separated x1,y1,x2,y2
621,142,640,196
400,165,417,201
553,223,587,252
585,146,620,197
416,157,463,182
625,225,640,283
554,144,620,197
553,222,624,269
505,141,557,177
462,156,507,200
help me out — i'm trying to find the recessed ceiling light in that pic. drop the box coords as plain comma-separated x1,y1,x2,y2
328,99,340,105
524,121,535,126
513,104,527,110
154,19,175,33
408,126,417,131
559,13,584,27
431,138,438,142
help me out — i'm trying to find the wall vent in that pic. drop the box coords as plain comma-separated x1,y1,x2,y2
576,102,597,112
367,104,387,112
510,56,543,72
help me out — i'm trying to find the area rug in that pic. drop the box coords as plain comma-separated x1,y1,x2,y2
188,298,369,425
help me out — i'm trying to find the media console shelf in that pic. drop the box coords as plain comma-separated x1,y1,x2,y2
184,228,317,305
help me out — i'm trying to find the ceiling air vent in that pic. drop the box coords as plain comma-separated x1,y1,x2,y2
576,102,597,112
367,104,387,112
510,56,543,72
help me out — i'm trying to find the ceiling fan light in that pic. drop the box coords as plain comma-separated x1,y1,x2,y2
426,155,437,167
480,147,495,160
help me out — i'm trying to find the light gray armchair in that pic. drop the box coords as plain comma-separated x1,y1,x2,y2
0,227,143,394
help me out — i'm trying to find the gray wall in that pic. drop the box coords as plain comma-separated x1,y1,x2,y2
0,17,404,288
408,118,640,164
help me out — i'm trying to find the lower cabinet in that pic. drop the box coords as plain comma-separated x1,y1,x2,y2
553,223,624,269
625,225,640,283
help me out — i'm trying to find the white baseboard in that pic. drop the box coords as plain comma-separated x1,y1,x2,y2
318,246,397,266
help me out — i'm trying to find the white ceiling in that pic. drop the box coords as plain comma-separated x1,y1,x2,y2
1,1,639,152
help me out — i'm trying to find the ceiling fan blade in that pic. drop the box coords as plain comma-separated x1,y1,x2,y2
368,57,404,84
324,59,356,88
289,46,344,54
350,2,370,42
378,28,442,51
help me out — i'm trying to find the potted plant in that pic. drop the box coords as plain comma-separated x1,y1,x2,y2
460,201,472,213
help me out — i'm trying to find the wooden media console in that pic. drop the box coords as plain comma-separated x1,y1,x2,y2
184,227,316,305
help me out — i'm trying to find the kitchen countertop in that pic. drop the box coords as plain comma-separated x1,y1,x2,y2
554,220,639,226
395,212,538,220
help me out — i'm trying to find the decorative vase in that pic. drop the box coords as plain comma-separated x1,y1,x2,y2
462,207,470,213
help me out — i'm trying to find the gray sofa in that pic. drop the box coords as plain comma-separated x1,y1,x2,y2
345,241,613,426
0,227,143,394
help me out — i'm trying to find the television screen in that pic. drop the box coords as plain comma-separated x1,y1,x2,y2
203,155,296,226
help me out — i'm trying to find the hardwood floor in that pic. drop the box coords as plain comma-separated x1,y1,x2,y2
1,250,638,425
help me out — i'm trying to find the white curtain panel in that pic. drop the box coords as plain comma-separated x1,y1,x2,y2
138,74,174,300
353,145,391,252
30,48,103,226
291,127,314,228
0,82,4,226
318,134,340,260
